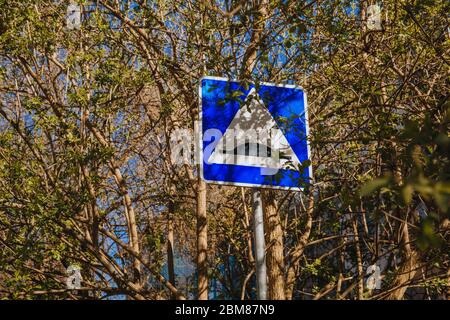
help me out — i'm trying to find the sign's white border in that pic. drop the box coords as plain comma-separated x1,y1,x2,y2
198,76,313,191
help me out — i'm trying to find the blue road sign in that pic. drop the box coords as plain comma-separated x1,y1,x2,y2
199,76,312,190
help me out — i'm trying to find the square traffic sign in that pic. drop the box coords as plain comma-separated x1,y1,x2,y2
199,76,312,190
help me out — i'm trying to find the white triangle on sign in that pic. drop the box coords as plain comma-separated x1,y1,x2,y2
208,88,301,170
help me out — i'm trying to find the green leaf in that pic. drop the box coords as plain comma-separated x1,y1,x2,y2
417,217,442,251
360,176,391,197
401,184,414,204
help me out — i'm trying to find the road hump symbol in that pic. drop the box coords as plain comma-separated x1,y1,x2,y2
208,87,301,170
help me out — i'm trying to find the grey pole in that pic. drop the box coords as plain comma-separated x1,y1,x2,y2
252,188,267,300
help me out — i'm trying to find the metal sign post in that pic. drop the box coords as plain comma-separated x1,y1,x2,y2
252,188,267,300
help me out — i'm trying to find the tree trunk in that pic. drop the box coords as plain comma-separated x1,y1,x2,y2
386,221,418,299
197,177,208,299
351,210,364,300
240,0,286,300
263,190,286,299
167,202,176,299
196,1,209,300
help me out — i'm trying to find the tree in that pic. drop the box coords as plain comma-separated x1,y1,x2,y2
0,0,448,300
